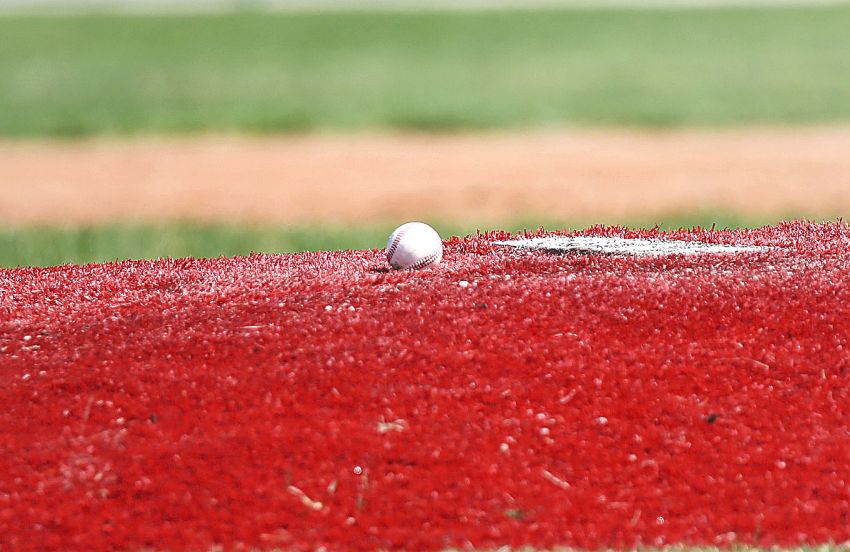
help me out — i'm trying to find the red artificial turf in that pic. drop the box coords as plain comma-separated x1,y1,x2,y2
2,221,850,551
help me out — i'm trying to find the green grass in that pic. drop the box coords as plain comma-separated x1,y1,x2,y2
2,6,850,136
0,213,788,267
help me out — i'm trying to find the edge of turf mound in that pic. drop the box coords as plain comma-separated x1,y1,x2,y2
2,221,850,551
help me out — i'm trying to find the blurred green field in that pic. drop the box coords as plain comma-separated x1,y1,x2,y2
2,6,850,136
0,213,785,267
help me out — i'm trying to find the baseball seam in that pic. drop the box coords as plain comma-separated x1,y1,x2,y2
407,251,440,270
386,230,407,266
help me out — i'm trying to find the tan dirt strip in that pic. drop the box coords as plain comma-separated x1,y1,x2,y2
2,128,849,226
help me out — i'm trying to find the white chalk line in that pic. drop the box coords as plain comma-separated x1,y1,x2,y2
495,236,772,256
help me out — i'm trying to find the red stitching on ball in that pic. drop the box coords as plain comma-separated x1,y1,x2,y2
407,252,439,270
386,230,407,265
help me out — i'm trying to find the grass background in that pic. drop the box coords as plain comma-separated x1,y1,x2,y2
2,6,848,266
1,6,850,136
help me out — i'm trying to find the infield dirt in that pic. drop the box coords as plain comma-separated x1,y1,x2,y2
2,127,849,226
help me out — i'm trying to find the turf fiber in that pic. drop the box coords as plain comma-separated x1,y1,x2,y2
1,221,849,550
2,6,850,136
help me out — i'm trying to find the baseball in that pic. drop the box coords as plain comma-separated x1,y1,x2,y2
385,222,443,270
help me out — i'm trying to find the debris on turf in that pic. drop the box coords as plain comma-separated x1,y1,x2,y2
1,222,850,551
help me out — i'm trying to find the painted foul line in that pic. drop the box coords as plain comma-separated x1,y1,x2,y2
494,236,772,257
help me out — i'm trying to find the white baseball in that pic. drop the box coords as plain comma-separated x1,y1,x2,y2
385,222,443,270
